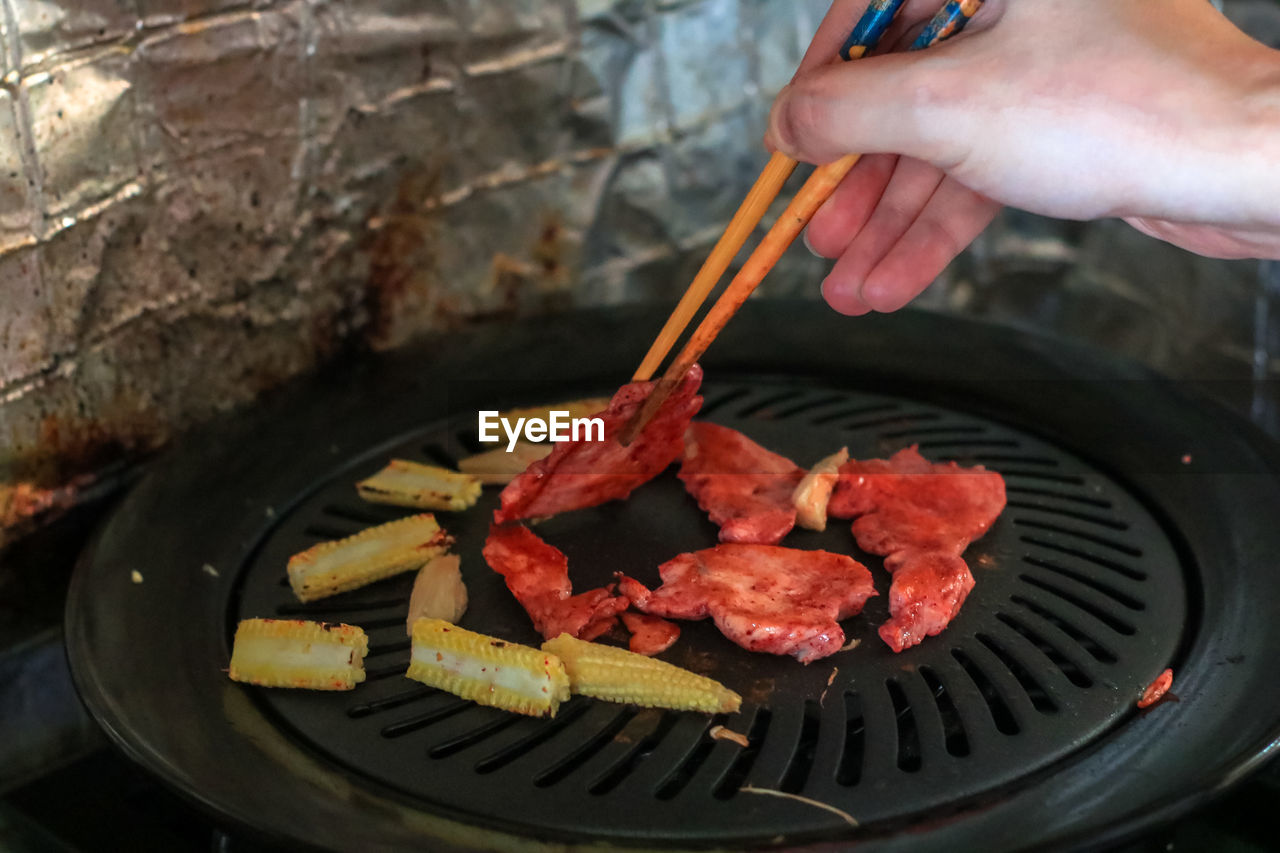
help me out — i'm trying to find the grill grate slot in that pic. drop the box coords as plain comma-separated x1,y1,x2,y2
356,615,410,631
975,634,1058,714
735,390,807,420
301,524,356,541
533,707,639,789
428,715,522,759
712,708,772,799
1011,595,1118,664
1019,575,1137,635
915,437,1019,450
454,430,485,454
474,699,591,774
886,680,922,773
698,387,752,418
810,402,899,426
1023,556,1144,610
844,412,940,432
588,712,679,796
380,698,473,738
348,686,438,719
420,443,459,469
777,701,822,793
1014,519,1141,557
1006,484,1113,509
1020,536,1146,581
365,657,413,680
655,714,732,800
366,639,411,657
999,470,1088,486
859,682,903,780
1007,501,1129,531
880,424,986,439
951,649,1020,735
772,393,848,421
835,692,865,786
322,504,393,525
275,599,405,615
946,454,1060,468
995,613,1093,689
918,667,970,757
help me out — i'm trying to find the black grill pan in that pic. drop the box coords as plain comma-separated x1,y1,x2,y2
66,302,1280,851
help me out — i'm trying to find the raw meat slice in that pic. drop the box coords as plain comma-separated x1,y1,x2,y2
482,524,627,640
829,445,1005,652
627,544,877,663
621,612,680,656
494,366,703,524
678,422,805,544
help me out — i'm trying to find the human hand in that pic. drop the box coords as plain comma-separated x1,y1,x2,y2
767,0,1280,315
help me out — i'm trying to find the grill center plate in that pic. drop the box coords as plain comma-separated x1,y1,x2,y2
231,379,1187,845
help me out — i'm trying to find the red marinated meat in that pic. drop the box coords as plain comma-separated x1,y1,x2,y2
830,446,1005,553
626,544,877,663
620,612,680,656
829,445,1006,652
678,422,804,544
877,551,975,652
494,366,703,524
482,524,627,640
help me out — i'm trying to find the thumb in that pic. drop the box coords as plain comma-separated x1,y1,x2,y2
766,52,964,167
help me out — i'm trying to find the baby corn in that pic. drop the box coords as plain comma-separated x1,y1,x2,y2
356,459,481,511
542,634,741,714
457,442,552,485
499,397,611,426
287,514,451,602
407,618,570,718
229,618,368,690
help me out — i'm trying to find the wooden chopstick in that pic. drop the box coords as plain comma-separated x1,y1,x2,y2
620,0,984,445
630,0,908,384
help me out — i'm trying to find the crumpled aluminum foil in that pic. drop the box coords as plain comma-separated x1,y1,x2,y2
1,0,1278,547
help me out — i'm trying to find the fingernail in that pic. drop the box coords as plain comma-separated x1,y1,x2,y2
802,228,820,258
766,84,796,158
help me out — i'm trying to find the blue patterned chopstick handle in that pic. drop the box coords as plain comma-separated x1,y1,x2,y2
839,0,908,60
910,0,984,50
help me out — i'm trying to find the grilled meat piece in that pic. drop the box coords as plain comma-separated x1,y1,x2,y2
678,422,805,544
626,544,877,663
494,365,703,524
830,445,1005,652
620,612,680,656
482,524,627,640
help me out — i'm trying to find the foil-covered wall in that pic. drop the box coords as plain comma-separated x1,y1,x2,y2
0,0,834,545
1,0,1278,549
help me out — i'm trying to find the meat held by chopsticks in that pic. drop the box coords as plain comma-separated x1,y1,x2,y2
830,445,1006,652
678,422,805,545
483,524,628,641
494,365,703,524
624,544,877,664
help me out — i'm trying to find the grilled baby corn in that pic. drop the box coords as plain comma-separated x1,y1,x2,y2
457,442,552,485
229,618,368,690
542,633,741,714
287,514,451,602
407,618,570,718
356,459,481,511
